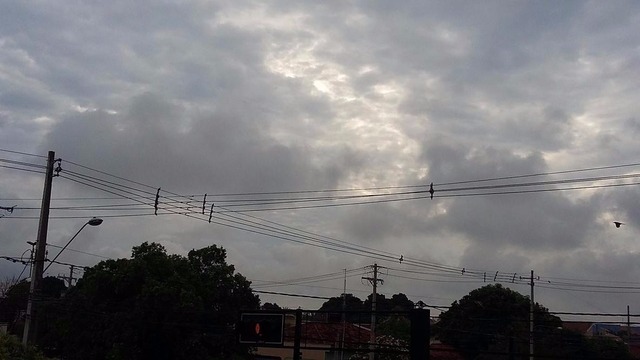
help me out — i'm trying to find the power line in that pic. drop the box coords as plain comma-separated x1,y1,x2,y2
59,157,640,197
1,255,30,265
46,244,112,260
44,259,88,271
253,290,331,300
54,157,640,211
436,161,640,186
51,168,617,293
53,156,640,295
0,164,46,175
6,156,640,216
252,268,366,289
58,165,414,266
0,149,46,158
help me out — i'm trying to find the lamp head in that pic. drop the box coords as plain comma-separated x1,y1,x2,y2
88,217,103,226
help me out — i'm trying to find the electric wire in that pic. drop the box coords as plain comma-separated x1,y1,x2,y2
58,164,416,266
437,161,640,186
0,158,47,169
14,262,30,284
0,164,46,175
252,269,365,289
60,157,640,196
46,243,112,259
56,166,638,293
20,157,640,296
5,156,640,215
7,151,640,333
34,158,640,211
253,290,331,300
59,171,410,264
0,148,46,158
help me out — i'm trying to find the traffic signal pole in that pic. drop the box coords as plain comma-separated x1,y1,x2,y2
293,309,302,360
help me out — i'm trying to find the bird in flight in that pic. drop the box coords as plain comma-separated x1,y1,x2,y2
613,221,625,228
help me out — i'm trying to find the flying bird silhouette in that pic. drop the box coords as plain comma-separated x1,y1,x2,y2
613,221,625,228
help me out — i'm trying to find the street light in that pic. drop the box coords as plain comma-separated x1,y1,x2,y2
43,217,103,273
23,217,103,345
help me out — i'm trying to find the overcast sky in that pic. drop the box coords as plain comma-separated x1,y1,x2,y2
2,1,640,320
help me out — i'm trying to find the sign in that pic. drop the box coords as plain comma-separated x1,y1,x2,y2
238,312,285,345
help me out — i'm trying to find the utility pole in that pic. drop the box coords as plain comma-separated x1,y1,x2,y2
340,268,347,360
363,264,383,360
529,270,534,360
57,265,75,287
68,264,75,287
627,305,631,350
23,151,55,345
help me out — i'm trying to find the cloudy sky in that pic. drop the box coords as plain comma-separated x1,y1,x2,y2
2,1,640,320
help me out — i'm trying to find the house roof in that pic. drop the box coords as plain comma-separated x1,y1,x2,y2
562,321,593,334
284,322,371,346
430,343,465,360
279,322,464,359
588,323,640,336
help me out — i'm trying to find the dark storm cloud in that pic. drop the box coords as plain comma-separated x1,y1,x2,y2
38,92,352,194
423,139,547,182
501,106,575,151
422,142,596,249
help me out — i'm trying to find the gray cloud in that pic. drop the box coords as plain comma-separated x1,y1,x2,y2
38,93,348,194
419,143,596,250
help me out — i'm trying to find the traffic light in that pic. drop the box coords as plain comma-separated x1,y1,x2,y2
238,313,284,345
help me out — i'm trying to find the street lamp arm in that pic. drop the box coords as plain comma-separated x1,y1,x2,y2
43,217,102,274
43,222,89,273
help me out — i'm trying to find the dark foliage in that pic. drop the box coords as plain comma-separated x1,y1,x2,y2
0,277,66,337
435,284,633,360
39,242,259,360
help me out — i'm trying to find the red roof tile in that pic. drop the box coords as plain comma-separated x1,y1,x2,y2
284,322,371,347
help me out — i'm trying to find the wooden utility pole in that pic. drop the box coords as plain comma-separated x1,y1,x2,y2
627,305,631,350
340,268,347,360
57,265,76,287
23,151,55,345
529,270,534,360
363,264,383,360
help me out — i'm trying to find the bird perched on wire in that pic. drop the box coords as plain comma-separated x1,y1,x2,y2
613,221,625,228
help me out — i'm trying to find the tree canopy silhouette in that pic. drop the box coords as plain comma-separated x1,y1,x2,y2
42,242,259,360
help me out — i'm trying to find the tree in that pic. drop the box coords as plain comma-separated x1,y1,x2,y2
0,277,66,337
388,293,414,311
374,293,414,342
0,276,18,298
318,293,366,323
435,284,633,360
435,284,561,359
319,293,365,312
261,302,281,311
0,333,52,360
43,242,259,360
